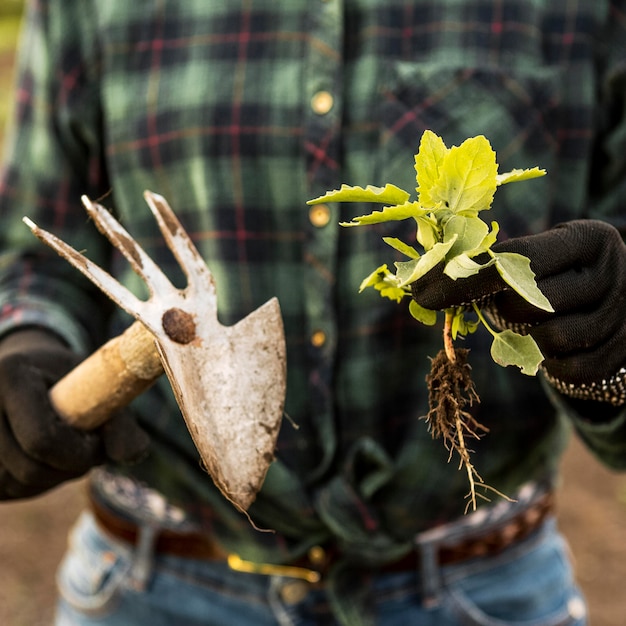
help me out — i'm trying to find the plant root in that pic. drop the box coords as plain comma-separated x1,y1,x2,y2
425,348,507,512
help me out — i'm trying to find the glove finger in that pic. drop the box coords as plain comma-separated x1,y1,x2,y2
25,347,82,387
411,256,506,310
0,414,82,491
532,291,624,358
414,220,623,312
476,220,624,327
0,355,104,472
102,410,151,464
542,324,626,389
491,263,615,327
493,220,622,279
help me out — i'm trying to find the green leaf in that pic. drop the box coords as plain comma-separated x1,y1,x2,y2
414,130,449,202
475,220,500,254
443,215,489,259
496,167,546,186
415,214,440,251
308,183,411,206
409,300,437,325
425,135,498,215
395,236,457,286
358,264,394,291
451,309,480,339
376,283,407,303
490,330,544,375
444,253,491,279
340,201,426,227
493,252,554,312
383,237,420,259
451,310,463,339
357,264,408,302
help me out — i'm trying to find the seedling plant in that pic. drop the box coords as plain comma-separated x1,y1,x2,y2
308,131,552,510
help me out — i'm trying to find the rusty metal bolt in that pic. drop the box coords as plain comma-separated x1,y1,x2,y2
162,308,196,344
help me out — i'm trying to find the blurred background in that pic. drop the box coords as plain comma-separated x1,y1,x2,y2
1,2,626,624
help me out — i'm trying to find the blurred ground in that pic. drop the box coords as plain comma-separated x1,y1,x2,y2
0,479,87,626
1,3,626,626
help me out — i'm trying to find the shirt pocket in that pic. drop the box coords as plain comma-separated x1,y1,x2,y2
378,62,564,237
56,512,132,617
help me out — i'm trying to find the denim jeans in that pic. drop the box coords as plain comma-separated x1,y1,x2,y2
55,511,587,626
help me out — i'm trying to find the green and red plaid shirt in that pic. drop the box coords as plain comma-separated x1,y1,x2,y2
2,0,626,572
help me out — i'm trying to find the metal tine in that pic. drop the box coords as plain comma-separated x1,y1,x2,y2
22,217,149,323
81,195,174,298
143,191,214,295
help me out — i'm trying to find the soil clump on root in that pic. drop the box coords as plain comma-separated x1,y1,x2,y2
425,348,501,511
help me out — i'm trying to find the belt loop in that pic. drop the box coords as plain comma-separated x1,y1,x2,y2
268,576,297,626
129,524,158,591
415,535,442,608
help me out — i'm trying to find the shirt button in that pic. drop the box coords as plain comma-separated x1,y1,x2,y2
311,90,334,115
308,545,326,566
309,204,331,227
311,330,326,348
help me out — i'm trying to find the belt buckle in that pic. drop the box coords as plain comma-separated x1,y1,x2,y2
227,554,322,583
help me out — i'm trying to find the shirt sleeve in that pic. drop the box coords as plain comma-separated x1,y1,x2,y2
552,2,626,466
587,1,626,230
543,379,626,470
0,0,113,352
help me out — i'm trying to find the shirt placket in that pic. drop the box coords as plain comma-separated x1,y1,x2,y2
302,0,344,481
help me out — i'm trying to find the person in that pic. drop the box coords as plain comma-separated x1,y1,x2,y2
0,1,625,624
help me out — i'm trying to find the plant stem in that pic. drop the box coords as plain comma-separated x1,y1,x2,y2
471,302,497,337
443,310,456,363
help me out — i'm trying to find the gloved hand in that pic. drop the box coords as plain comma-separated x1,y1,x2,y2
411,220,626,406
0,328,150,499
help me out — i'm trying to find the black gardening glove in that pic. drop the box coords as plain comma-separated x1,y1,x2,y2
411,220,626,408
0,329,150,499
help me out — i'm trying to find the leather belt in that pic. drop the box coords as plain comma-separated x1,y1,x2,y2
90,490,554,582
89,493,229,561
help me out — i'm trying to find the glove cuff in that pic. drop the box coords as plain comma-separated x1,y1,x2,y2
543,366,626,406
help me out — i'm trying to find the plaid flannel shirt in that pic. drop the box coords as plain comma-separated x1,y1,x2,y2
2,0,626,600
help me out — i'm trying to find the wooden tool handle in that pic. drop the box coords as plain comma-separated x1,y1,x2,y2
50,321,164,430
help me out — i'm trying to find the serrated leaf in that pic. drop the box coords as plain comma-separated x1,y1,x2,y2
443,215,489,258
493,252,554,312
383,237,420,259
490,330,544,375
376,283,407,303
444,253,489,279
358,264,393,291
395,236,457,286
340,201,426,227
308,183,411,206
409,300,437,325
358,264,407,302
496,167,546,186
415,130,449,202
426,136,498,215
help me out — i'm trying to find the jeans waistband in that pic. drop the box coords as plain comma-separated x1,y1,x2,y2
88,471,554,589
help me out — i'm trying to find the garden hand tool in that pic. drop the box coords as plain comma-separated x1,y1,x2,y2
23,191,287,512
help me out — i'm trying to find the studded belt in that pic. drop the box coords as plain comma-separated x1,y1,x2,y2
90,489,554,584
